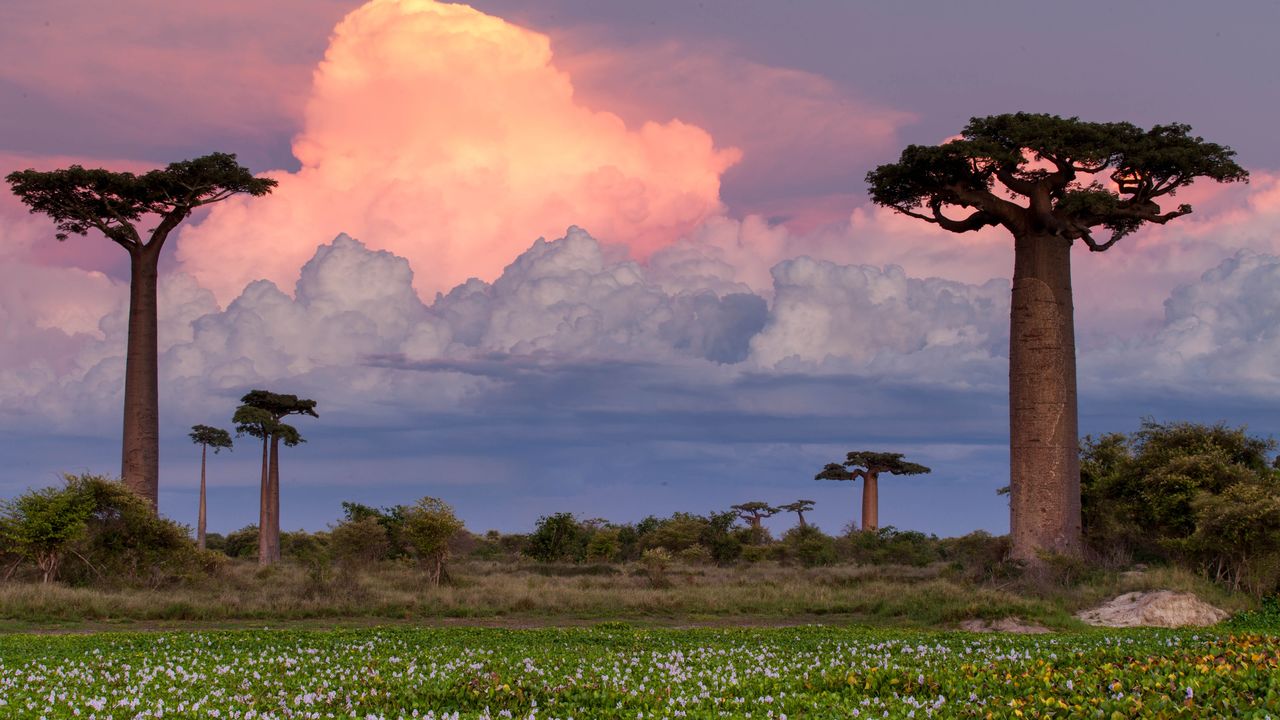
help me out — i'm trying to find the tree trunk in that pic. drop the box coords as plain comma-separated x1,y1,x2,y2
1008,232,1082,562
797,513,807,529
258,436,270,565
121,247,161,510
197,444,207,550
266,434,282,564
861,472,879,532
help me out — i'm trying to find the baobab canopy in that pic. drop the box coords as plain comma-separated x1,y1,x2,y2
865,113,1248,250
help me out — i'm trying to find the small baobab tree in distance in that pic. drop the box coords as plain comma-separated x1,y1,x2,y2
778,500,815,528
730,501,778,543
816,452,931,532
865,113,1246,561
6,155,275,510
188,425,233,550
233,390,316,565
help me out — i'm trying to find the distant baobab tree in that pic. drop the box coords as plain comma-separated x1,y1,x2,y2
866,113,1246,561
233,390,317,564
778,500,815,528
730,501,777,542
816,452,931,532
188,425,232,550
6,155,275,510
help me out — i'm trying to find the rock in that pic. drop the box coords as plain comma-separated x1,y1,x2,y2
958,617,1052,634
1076,591,1228,628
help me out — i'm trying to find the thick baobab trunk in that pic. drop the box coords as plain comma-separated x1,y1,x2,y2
1008,233,1082,562
121,247,161,510
197,444,208,550
266,434,282,564
258,436,270,565
861,472,879,532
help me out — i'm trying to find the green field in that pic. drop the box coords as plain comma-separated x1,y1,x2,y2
1,626,1277,718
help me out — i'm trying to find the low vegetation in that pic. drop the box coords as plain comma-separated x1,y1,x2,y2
0,421,1276,632
2,625,1277,718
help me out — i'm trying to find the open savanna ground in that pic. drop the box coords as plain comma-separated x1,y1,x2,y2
0,559,1254,633
2,624,1278,718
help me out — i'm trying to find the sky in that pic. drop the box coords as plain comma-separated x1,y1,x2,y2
2,0,1279,538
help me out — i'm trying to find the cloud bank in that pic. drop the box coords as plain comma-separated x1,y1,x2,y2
174,0,740,304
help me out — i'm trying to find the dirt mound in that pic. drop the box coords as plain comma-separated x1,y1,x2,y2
958,617,1052,634
1076,591,1227,628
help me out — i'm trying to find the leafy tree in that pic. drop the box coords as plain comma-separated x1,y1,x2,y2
1081,420,1279,586
401,497,465,586
526,512,589,562
233,390,317,564
188,425,232,550
816,452,930,532
778,500,815,528
0,483,95,582
5,155,276,509
781,525,837,567
866,114,1247,560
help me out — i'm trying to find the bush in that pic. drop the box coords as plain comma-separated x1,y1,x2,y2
526,513,589,563
842,526,941,567
586,528,622,563
641,548,672,588
329,517,390,572
401,497,464,585
1,475,212,588
1081,420,1280,594
938,531,1017,583
222,525,259,559
781,526,837,567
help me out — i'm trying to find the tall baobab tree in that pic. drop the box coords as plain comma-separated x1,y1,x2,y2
188,425,233,550
6,155,276,510
816,452,930,532
233,390,317,564
778,500,815,529
865,114,1246,560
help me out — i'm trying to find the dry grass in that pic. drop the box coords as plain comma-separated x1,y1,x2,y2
0,559,1085,630
0,559,1252,632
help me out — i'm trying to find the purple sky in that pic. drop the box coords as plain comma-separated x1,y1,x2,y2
1,0,1278,538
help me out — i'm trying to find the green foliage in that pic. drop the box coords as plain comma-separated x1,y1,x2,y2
585,528,622,562
189,424,233,451
3,626,1278,717
1225,595,1280,631
781,526,837,567
0,481,95,583
328,517,390,571
526,513,590,563
222,526,259,559
5,153,276,244
866,113,1248,249
843,526,941,567
401,497,464,584
341,501,410,559
1,475,213,587
937,531,1017,583
1082,420,1280,594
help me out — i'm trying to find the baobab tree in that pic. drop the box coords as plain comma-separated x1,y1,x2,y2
816,452,930,532
5,155,276,510
188,425,232,550
778,500,815,528
233,390,317,564
730,501,777,543
865,113,1246,561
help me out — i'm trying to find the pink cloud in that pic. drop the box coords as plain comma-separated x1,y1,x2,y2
175,0,740,303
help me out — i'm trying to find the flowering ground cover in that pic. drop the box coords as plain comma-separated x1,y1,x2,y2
0,625,1276,718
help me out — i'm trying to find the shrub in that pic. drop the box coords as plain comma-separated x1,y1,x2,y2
329,517,390,572
641,547,672,588
222,525,259,559
586,528,622,563
0,481,94,583
401,497,464,586
675,544,713,565
526,513,589,563
781,526,837,567
842,526,941,567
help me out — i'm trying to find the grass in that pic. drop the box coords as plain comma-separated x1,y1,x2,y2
0,558,1254,632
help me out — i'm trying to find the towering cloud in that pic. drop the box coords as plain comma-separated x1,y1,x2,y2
175,0,740,304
